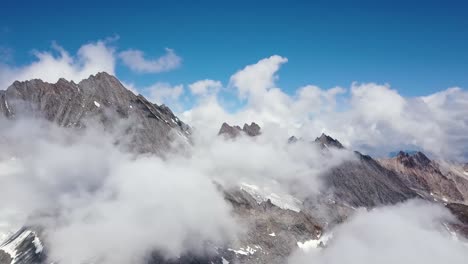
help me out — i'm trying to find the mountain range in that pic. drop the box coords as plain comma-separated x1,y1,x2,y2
1,73,468,264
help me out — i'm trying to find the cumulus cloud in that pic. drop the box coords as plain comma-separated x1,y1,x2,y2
3,40,467,160
229,55,288,100
189,79,222,96
289,200,468,264
0,40,116,90
145,82,184,104
182,56,468,160
119,48,182,73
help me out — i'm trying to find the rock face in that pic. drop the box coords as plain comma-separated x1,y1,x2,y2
242,122,261,137
379,151,465,202
218,122,261,138
323,151,418,208
0,227,44,264
0,72,190,155
221,187,322,264
218,122,243,138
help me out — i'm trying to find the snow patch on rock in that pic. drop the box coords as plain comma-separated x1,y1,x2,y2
228,245,261,256
0,229,43,263
240,182,301,212
297,233,333,252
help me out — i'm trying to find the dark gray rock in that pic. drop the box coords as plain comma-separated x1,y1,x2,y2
218,122,261,138
242,122,261,137
287,136,298,144
218,122,242,138
323,151,418,208
314,133,344,149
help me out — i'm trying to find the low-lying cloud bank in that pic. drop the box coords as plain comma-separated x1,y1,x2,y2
0,116,355,264
289,200,468,264
0,118,238,264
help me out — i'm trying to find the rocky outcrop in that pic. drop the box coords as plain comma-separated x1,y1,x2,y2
379,151,465,202
314,133,344,149
0,72,190,155
242,122,261,137
0,227,44,264
218,122,261,138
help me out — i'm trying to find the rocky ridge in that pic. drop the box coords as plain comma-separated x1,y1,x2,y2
0,72,191,155
218,122,261,138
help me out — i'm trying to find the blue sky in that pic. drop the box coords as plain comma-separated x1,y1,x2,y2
1,0,467,96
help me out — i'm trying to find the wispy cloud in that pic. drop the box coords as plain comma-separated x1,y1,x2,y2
119,48,182,73
0,46,13,63
145,82,185,111
189,79,222,96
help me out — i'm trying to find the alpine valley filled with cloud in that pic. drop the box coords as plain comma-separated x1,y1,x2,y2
1,1,468,264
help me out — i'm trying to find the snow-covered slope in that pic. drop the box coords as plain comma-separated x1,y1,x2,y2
239,182,302,212
0,228,44,264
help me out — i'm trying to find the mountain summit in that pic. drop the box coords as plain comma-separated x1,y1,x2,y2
218,122,261,138
0,72,190,155
314,133,344,149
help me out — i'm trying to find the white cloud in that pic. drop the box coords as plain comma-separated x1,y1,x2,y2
182,55,468,160
2,41,467,161
119,48,181,73
229,55,288,100
189,79,222,96
0,40,115,90
145,82,184,106
289,200,468,264
0,116,356,264
0,119,239,264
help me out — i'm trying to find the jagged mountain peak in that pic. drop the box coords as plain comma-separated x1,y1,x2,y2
395,150,431,168
0,72,191,155
314,133,344,149
242,122,261,137
218,122,261,138
6,72,115,88
288,136,299,144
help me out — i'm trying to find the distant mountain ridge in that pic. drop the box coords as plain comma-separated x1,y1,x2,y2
379,151,468,202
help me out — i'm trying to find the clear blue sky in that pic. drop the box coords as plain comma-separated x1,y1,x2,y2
1,0,467,96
